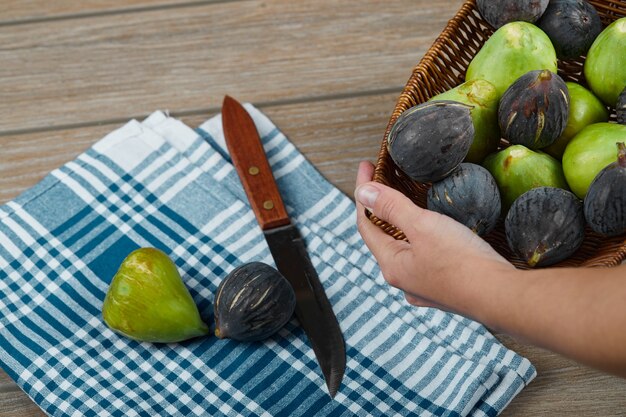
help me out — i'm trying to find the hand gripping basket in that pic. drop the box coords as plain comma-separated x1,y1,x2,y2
371,0,626,268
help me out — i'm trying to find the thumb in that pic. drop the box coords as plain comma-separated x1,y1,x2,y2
354,181,424,240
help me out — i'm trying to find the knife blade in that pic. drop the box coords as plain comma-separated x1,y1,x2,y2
220,95,345,398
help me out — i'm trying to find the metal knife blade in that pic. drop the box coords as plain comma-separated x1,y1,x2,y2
220,95,346,398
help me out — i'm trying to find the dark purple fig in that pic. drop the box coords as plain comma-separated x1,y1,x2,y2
499,69,570,149
537,0,603,60
387,100,474,183
427,163,501,236
583,142,626,237
429,79,500,164
214,262,295,342
618,87,626,125
505,187,585,267
477,0,549,29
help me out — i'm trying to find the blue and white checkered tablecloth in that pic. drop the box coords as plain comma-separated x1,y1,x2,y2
0,105,535,416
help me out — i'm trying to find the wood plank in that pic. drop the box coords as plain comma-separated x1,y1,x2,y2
1,0,220,24
0,126,104,205
0,0,463,133
0,369,43,417
499,334,626,416
3,92,626,416
0,93,396,205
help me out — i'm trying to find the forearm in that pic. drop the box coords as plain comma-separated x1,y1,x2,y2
452,262,626,377
354,165,626,376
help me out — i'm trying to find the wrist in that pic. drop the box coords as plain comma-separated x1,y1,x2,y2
443,258,520,328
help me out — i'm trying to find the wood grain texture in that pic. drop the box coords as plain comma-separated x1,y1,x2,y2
0,93,396,205
0,0,458,133
2,0,626,415
499,334,626,416
0,0,220,24
0,369,43,417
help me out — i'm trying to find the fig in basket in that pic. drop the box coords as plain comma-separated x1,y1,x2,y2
505,187,585,267
584,17,626,107
429,79,500,164
483,145,569,212
543,82,610,159
498,70,570,150
427,163,501,236
584,142,626,237
387,100,474,183
618,87,626,125
466,21,557,99
537,0,603,60
102,247,210,343
562,123,626,198
214,262,296,342
476,0,548,29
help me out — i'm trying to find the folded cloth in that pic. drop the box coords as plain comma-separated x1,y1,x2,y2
0,106,535,417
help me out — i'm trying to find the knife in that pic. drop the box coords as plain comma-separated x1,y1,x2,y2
221,95,345,398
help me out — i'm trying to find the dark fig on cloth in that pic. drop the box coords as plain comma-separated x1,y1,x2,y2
387,100,474,183
214,262,296,342
476,0,549,29
102,247,210,343
505,187,585,267
427,163,501,236
584,142,626,237
618,87,626,125
498,70,570,150
537,0,603,60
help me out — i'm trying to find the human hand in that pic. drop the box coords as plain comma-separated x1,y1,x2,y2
354,161,514,315
356,161,626,376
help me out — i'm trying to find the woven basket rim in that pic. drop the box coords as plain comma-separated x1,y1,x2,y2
371,0,626,269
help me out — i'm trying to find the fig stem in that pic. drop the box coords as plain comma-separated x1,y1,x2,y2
538,70,553,81
618,142,626,168
528,250,543,268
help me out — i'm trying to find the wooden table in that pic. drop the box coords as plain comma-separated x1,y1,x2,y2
1,1,625,415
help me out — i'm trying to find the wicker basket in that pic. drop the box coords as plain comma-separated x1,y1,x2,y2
372,0,626,268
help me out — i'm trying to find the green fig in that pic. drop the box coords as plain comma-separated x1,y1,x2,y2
543,82,610,159
430,79,500,163
483,145,569,211
102,247,209,343
562,123,626,199
584,17,626,107
466,21,558,99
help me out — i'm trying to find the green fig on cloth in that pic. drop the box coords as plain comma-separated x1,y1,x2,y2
102,247,209,343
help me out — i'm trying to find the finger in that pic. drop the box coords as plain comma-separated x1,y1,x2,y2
354,163,407,259
355,161,402,242
355,160,375,189
354,179,426,242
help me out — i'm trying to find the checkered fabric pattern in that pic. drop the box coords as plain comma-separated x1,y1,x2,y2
0,105,535,416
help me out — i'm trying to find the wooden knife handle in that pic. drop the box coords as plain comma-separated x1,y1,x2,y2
221,96,291,230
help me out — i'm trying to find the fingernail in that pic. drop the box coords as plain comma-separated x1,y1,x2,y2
355,184,379,209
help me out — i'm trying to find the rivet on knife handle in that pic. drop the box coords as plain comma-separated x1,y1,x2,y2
221,95,291,230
